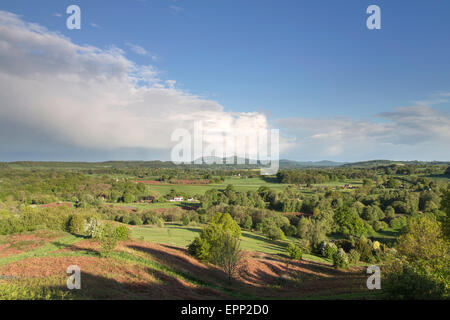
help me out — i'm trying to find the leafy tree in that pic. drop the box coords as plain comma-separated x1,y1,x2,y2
210,232,244,282
188,213,241,261
387,178,401,188
441,189,450,240
334,206,366,237
385,216,450,298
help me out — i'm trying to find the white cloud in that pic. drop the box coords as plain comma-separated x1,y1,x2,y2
125,42,158,60
0,10,448,162
0,11,275,160
277,106,450,161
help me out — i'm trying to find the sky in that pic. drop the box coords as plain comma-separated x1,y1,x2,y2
0,0,449,162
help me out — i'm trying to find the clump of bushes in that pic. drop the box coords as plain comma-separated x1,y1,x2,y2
333,248,349,269
384,263,446,300
348,249,361,264
319,241,338,259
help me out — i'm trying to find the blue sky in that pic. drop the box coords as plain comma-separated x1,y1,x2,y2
0,1,449,161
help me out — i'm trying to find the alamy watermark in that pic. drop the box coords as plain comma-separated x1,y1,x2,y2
366,265,381,290
67,265,81,290
170,121,280,175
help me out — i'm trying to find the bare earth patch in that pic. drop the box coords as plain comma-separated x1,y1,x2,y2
0,230,64,258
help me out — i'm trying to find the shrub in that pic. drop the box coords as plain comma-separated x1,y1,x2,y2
390,216,408,230
98,224,118,256
259,217,286,240
188,236,211,261
0,217,25,235
114,225,130,241
355,237,374,263
263,224,286,240
373,221,388,232
384,264,446,300
286,243,303,260
128,216,143,226
348,249,361,264
297,239,311,254
68,214,85,235
84,217,103,238
182,215,190,226
333,248,349,269
242,215,253,230
320,241,338,259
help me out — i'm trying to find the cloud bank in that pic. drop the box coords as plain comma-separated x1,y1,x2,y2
0,11,275,161
277,105,450,161
0,10,449,162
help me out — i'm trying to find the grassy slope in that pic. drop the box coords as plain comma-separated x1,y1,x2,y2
132,224,330,263
0,227,378,300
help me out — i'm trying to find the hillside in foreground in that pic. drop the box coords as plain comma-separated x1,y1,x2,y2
0,228,377,300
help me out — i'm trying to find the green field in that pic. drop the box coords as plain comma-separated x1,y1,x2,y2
131,224,330,263
141,177,288,197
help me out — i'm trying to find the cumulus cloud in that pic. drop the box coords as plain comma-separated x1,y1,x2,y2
0,11,276,161
0,10,448,162
277,106,450,161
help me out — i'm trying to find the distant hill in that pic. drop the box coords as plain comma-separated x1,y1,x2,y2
2,159,448,170
341,160,450,168
279,159,346,168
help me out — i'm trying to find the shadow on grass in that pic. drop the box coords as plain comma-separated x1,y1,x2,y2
12,270,226,300
125,242,368,299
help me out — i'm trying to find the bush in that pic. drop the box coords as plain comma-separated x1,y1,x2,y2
98,224,118,256
390,216,407,230
68,214,85,235
297,239,312,254
182,215,190,226
263,224,286,240
128,216,143,226
320,241,338,259
286,243,303,260
373,221,388,232
348,249,360,264
333,248,349,269
355,237,374,263
242,215,253,230
188,236,211,261
114,225,130,241
384,264,446,300
259,217,287,240
85,216,103,238
0,217,25,235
